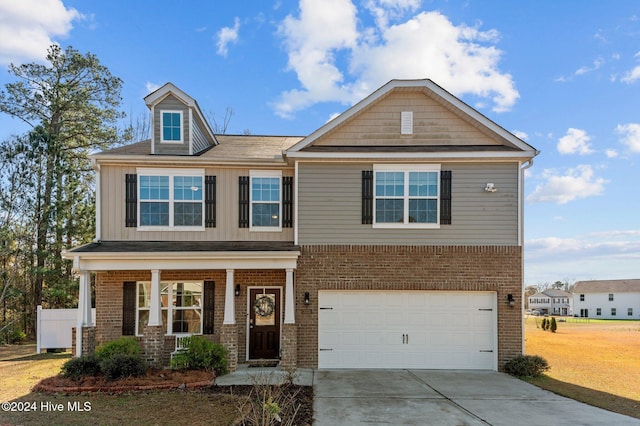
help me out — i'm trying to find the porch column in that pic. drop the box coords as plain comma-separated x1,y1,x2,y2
284,268,295,324
223,269,235,324
148,269,162,326
75,270,92,356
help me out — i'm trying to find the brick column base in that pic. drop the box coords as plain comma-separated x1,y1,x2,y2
220,324,238,372
71,326,96,356
141,325,165,368
280,323,297,371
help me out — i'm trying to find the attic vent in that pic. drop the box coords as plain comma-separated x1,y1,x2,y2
401,111,413,135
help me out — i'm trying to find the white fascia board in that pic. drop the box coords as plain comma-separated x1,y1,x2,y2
285,150,537,161
70,251,300,271
92,155,290,167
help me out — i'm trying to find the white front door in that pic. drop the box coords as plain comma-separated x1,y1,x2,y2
318,291,496,370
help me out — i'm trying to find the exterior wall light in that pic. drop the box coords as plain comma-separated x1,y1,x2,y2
235,284,241,297
304,292,310,305
485,183,497,192
507,294,515,308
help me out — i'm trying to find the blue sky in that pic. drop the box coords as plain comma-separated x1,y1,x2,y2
1,0,639,286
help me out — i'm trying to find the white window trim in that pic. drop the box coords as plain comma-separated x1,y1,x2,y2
372,164,441,229
160,110,184,144
136,281,204,337
249,170,283,232
137,168,205,231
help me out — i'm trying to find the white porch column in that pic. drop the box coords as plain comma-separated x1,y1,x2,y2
284,268,295,324
223,269,236,324
75,270,92,357
148,269,163,326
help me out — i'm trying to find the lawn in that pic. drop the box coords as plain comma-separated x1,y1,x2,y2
0,344,312,425
524,317,640,419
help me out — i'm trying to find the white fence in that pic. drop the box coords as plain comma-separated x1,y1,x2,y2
36,305,96,353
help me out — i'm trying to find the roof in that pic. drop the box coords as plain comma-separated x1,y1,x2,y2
93,135,303,164
69,241,300,253
542,289,572,297
573,279,640,293
285,79,539,158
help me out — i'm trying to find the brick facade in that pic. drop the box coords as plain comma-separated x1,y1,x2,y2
293,245,523,370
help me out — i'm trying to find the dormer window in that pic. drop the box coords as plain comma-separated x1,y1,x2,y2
161,111,183,143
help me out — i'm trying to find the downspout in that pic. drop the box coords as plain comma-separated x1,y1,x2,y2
519,158,535,355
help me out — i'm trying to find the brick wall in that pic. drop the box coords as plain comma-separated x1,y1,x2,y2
294,245,523,370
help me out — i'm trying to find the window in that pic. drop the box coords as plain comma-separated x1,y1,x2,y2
138,169,204,229
628,308,633,316
137,281,203,335
608,293,614,301
373,165,440,227
611,308,616,316
596,308,601,316
580,294,585,301
250,170,281,230
161,111,183,143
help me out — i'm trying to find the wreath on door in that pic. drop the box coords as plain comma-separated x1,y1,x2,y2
254,295,275,317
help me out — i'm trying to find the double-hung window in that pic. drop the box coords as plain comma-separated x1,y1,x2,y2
138,168,204,229
136,281,203,335
373,164,440,228
250,170,281,231
161,110,183,143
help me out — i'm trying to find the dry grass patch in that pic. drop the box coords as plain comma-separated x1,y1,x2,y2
525,317,640,418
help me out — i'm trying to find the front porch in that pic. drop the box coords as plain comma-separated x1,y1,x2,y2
64,241,300,371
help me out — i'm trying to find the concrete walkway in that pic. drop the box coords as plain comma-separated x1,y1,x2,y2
313,370,640,426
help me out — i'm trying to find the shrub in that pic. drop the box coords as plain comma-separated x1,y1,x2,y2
170,336,228,374
504,355,550,378
95,337,141,361
549,317,557,333
541,318,548,330
99,353,148,381
61,354,101,379
8,328,27,344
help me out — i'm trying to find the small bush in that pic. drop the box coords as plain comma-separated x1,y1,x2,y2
61,354,101,379
8,328,27,344
549,317,557,333
99,353,148,381
541,318,548,330
95,337,141,361
504,355,550,378
170,336,228,374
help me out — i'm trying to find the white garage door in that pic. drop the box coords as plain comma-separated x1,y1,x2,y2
318,291,496,370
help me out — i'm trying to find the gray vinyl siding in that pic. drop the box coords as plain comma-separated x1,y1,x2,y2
192,118,210,154
153,94,190,155
100,165,293,241
297,162,519,245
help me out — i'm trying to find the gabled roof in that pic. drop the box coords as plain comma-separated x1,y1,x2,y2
285,79,539,160
542,289,572,297
144,82,218,147
573,279,640,293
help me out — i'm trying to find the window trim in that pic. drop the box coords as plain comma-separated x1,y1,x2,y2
372,164,441,229
137,168,205,231
249,170,282,232
160,110,184,144
136,281,204,336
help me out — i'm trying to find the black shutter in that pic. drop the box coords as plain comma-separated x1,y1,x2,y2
440,170,452,225
122,281,136,336
282,176,293,228
362,170,373,224
125,174,137,227
203,280,215,334
205,176,216,228
239,176,249,228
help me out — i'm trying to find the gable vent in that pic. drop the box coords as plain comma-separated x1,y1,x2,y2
401,111,413,135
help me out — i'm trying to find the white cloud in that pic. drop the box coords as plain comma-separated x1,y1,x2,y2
527,165,608,204
0,0,81,65
621,65,640,83
274,2,518,118
513,130,528,140
575,57,604,75
616,123,640,153
145,82,161,94
557,128,594,155
605,149,618,158
216,17,240,57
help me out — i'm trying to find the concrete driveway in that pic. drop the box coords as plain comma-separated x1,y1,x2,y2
314,370,640,425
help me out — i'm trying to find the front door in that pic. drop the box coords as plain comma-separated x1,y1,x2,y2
249,288,281,359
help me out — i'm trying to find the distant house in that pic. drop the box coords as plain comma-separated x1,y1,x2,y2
573,279,640,319
528,289,573,316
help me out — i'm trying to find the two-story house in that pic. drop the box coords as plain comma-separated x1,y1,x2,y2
573,279,640,319
528,289,573,316
64,79,538,371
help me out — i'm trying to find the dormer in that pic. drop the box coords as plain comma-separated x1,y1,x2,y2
144,83,218,155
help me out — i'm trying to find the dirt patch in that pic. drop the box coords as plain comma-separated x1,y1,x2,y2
34,368,215,392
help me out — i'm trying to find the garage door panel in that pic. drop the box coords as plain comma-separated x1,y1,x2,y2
318,291,496,370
